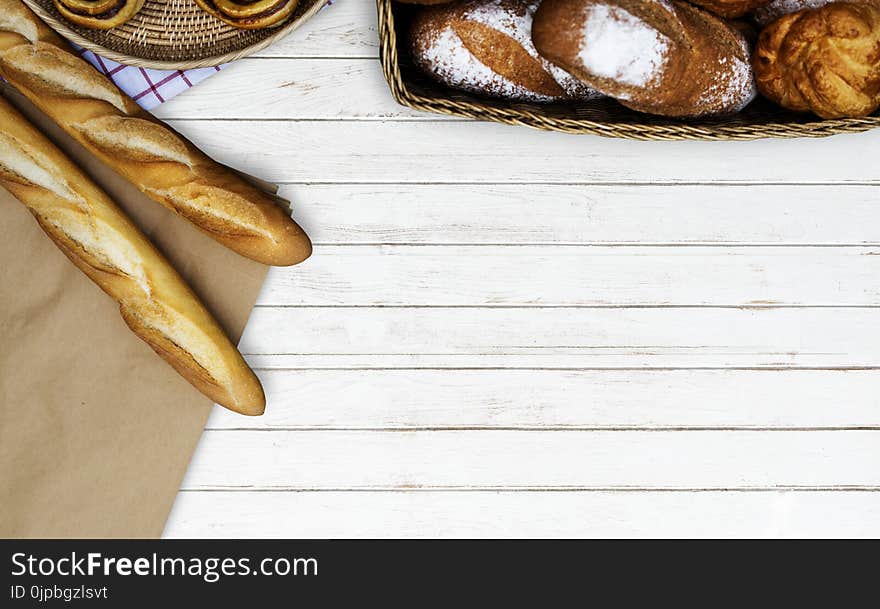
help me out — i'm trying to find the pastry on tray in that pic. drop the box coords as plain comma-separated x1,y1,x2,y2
193,0,299,29
52,0,144,30
0,0,313,266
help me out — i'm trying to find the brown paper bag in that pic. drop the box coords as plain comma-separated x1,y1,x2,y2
0,87,269,538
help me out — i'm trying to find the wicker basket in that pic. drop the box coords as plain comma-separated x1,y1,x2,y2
378,0,880,141
22,0,328,69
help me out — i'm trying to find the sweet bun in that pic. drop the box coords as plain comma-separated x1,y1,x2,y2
53,0,144,29
193,0,298,29
754,2,880,118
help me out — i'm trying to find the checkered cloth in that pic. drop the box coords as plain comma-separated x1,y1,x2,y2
77,46,224,111
72,0,332,110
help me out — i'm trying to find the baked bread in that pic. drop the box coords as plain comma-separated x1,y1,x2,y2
753,0,880,26
53,0,144,29
754,2,880,118
0,96,265,416
0,0,311,266
410,0,601,101
685,0,770,18
194,0,298,29
532,0,757,116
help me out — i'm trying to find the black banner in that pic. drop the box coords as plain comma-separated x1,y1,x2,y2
1,539,874,603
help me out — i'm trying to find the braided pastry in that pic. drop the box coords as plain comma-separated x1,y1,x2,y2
755,2,880,118
53,0,144,29
0,96,265,415
193,0,298,29
0,0,311,266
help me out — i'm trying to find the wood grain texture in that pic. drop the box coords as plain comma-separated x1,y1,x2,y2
206,369,880,429
155,59,418,120
181,430,880,489
160,9,880,537
252,1,377,58
241,307,880,368
165,120,880,184
276,184,880,246
253,245,880,306
165,490,880,538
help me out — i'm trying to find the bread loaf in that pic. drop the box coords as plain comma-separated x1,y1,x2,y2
0,0,311,267
53,0,144,29
754,2,880,118
685,0,770,18
410,0,601,101
0,96,265,415
533,0,757,116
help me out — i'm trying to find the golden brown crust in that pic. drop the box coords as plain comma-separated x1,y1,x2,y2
0,96,265,415
686,0,770,18
53,0,144,30
0,0,311,266
754,2,880,118
532,0,757,117
409,0,600,102
193,0,298,29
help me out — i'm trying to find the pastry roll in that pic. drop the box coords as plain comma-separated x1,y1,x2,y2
53,0,144,29
194,0,298,29
755,2,880,118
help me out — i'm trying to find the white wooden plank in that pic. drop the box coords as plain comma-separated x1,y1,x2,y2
165,490,880,538
281,184,880,246
181,430,880,489
239,307,880,369
156,59,418,120
253,1,378,58
206,369,880,429
165,120,880,184
255,246,880,306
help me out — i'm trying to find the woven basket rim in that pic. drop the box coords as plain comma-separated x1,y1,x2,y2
22,0,329,69
377,0,880,141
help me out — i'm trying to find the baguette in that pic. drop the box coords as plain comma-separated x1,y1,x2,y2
0,0,311,267
0,95,266,416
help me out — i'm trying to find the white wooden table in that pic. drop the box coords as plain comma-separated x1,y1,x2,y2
160,1,880,538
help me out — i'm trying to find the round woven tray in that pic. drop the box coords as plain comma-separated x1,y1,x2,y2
22,0,328,69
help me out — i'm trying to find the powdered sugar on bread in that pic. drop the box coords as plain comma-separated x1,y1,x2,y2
578,4,670,90
419,24,553,101
412,0,600,102
697,35,756,113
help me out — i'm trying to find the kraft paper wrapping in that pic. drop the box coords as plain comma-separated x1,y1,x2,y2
0,87,270,538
